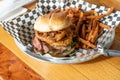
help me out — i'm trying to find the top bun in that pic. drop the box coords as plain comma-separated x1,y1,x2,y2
34,12,71,32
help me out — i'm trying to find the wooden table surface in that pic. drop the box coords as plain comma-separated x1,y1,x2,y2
0,43,43,80
0,0,120,80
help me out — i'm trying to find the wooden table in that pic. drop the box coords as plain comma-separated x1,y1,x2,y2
1,0,120,80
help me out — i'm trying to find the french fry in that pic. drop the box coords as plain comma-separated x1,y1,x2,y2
97,7,114,19
99,22,111,30
91,25,99,43
82,44,87,49
92,19,97,29
76,11,83,34
78,37,96,48
87,19,93,32
86,7,114,19
86,27,94,41
91,33,98,43
94,11,98,16
83,10,95,16
74,13,81,17
82,24,86,39
98,27,103,36
86,16,96,19
85,33,89,40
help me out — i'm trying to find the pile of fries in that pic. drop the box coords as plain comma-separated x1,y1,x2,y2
62,7,114,49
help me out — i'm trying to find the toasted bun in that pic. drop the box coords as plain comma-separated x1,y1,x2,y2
34,12,71,32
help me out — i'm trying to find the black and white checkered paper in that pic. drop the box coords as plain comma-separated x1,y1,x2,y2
1,0,120,63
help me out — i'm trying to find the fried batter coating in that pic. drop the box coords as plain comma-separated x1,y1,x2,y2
55,30,66,41
52,28,73,47
35,28,73,47
35,30,55,44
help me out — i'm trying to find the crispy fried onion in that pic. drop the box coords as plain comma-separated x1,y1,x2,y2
35,28,73,47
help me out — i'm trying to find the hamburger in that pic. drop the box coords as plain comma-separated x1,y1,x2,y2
32,11,76,57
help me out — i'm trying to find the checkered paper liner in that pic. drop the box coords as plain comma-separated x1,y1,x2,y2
1,0,120,63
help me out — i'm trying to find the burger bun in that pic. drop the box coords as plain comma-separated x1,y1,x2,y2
34,12,71,32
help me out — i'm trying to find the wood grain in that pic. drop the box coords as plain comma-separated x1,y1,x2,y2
0,43,44,80
0,0,120,80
